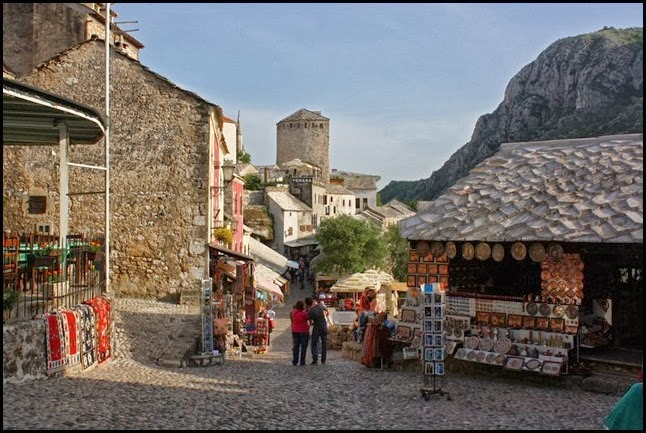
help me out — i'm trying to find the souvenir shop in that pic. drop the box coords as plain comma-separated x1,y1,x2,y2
207,245,285,357
396,240,643,377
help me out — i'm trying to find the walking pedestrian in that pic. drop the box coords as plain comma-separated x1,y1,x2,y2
603,381,643,430
290,300,310,366
305,297,328,365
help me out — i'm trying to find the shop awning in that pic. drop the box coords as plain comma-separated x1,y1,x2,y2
284,237,319,248
256,280,284,299
254,263,285,299
209,243,255,262
217,261,237,279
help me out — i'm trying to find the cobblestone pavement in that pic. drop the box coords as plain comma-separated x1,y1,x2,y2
2,295,619,430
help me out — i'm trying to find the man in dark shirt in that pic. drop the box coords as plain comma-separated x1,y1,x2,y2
305,297,328,365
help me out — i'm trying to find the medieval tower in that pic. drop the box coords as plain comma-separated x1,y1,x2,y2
276,108,330,184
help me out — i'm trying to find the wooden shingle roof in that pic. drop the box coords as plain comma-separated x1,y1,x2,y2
399,134,643,244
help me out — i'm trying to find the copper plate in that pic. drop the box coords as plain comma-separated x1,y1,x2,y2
462,242,475,260
475,351,486,362
526,302,538,316
475,242,491,261
565,305,579,320
445,241,457,259
416,241,430,257
511,242,526,260
547,243,563,262
529,243,546,262
495,354,506,365
552,305,565,318
466,350,476,361
430,241,445,257
492,243,505,262
538,303,551,317
486,353,497,364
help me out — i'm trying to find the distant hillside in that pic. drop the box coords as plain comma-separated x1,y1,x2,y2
380,27,643,205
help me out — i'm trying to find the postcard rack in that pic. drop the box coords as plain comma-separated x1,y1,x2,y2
420,283,451,401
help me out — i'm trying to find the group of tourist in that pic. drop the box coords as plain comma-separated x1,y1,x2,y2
290,296,329,366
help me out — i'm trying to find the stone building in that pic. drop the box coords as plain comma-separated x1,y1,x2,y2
276,108,330,183
3,38,230,301
2,3,142,75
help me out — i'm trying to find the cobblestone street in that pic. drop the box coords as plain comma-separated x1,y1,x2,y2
2,297,618,430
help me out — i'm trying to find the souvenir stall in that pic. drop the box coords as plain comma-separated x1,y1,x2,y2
246,263,285,353
208,245,255,356
398,135,643,374
406,241,582,376
392,286,423,364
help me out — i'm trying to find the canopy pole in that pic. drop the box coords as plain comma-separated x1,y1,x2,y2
104,2,111,294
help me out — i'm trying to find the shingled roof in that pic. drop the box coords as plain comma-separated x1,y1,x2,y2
266,190,312,212
399,134,643,244
329,169,380,190
278,108,329,123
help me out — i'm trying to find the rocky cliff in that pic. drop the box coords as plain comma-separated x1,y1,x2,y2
379,27,643,205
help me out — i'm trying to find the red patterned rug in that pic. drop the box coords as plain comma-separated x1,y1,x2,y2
44,313,66,372
84,295,112,364
60,309,81,367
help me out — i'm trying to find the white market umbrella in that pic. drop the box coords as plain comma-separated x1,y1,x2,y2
329,272,380,293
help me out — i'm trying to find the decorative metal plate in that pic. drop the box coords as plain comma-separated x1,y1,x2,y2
539,303,551,317
565,305,579,320
526,302,538,316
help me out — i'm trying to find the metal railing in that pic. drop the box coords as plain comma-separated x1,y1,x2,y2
3,232,106,323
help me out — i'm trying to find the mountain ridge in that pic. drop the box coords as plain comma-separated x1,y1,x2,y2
379,27,643,205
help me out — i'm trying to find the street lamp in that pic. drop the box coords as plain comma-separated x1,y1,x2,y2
221,161,236,184
212,161,236,196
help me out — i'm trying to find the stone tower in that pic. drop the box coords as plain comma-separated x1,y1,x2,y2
276,108,330,183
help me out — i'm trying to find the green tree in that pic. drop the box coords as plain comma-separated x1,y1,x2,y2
243,173,262,190
237,150,251,164
383,223,409,282
314,215,388,275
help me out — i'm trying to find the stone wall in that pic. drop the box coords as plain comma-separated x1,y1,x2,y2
3,319,48,383
3,40,215,301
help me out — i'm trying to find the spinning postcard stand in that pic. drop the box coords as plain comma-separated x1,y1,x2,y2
420,283,451,401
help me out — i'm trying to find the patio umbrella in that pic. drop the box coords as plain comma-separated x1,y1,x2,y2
329,269,393,293
329,272,380,293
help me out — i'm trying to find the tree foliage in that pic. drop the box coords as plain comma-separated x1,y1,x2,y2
238,150,251,164
243,174,262,190
383,223,410,282
314,215,388,275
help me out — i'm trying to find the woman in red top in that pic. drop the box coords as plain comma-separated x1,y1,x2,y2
290,300,310,366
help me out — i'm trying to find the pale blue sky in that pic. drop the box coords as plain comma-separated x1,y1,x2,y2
114,3,643,190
